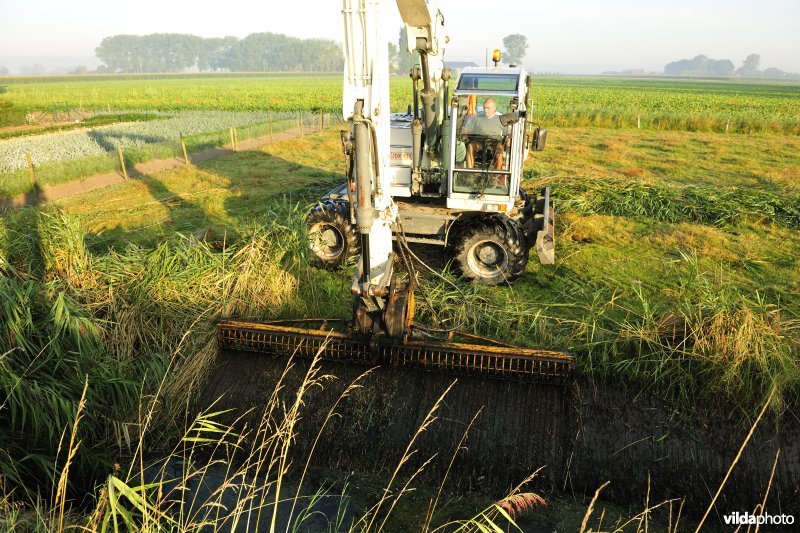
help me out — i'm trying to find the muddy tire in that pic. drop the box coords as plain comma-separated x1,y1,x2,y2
306,201,358,270
453,217,529,285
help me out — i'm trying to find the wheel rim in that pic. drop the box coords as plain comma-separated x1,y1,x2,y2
309,223,345,260
467,239,508,279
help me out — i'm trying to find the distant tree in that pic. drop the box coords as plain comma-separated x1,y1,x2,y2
665,55,734,76
96,35,143,72
708,59,735,76
69,65,88,75
96,34,202,73
397,27,416,75
502,34,528,65
388,42,399,74
198,36,238,71
227,33,342,72
20,64,47,75
691,54,710,72
762,67,786,79
0,66,9,76
664,58,693,75
96,32,342,73
738,54,761,77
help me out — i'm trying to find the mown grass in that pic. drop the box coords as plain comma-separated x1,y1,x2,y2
41,127,800,413
526,126,800,191
51,130,348,247
543,177,800,229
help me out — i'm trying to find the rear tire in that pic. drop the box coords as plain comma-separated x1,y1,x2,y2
306,201,358,270
453,217,529,285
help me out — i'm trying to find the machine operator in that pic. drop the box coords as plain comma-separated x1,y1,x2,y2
463,97,506,169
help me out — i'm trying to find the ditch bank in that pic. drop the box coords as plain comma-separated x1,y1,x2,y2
199,351,799,517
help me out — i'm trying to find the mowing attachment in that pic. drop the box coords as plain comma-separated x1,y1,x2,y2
216,318,574,384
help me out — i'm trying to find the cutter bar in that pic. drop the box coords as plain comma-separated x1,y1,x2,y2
216,319,575,384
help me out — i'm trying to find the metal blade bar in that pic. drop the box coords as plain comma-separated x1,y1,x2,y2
216,319,575,383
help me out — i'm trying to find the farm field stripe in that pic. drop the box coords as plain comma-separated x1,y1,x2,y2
0,126,308,211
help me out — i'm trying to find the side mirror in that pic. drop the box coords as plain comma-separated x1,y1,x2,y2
532,127,547,151
499,111,519,127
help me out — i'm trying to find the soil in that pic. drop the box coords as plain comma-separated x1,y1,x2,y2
198,351,800,523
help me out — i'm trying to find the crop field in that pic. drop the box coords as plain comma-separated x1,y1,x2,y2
0,109,333,198
1,73,798,199
1,74,799,529
3,74,800,133
0,110,288,172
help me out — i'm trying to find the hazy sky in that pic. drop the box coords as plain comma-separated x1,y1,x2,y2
1,0,798,73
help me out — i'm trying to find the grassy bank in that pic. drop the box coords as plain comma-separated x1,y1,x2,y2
0,208,568,531
1,125,796,529
39,127,800,411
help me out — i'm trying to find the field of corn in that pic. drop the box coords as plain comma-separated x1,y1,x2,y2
1,74,799,530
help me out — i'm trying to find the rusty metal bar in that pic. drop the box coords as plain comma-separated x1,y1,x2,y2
216,319,575,384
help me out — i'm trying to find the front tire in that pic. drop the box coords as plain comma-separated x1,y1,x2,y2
453,217,529,285
306,201,358,270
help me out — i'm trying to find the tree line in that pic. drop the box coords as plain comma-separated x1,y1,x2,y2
95,33,343,73
665,54,799,79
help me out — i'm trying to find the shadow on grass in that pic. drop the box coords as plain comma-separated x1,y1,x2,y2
1,185,46,279
83,150,345,251
87,129,164,153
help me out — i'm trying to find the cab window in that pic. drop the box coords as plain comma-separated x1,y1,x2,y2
451,94,512,196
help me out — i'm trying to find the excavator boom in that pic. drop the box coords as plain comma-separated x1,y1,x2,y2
215,0,574,384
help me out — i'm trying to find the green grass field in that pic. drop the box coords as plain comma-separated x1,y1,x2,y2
3,74,800,133
39,125,800,407
1,75,798,529
3,74,799,198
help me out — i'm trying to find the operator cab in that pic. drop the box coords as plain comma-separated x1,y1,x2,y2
445,67,529,211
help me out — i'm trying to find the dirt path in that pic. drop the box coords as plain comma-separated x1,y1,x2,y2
0,126,313,211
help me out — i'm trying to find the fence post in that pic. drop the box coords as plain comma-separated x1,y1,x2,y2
180,133,189,165
117,146,128,179
26,152,38,201
269,113,273,142
320,110,324,131
725,120,730,133
229,127,236,151
233,126,238,150
637,111,641,129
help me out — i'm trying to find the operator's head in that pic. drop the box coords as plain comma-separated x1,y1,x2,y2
483,98,497,116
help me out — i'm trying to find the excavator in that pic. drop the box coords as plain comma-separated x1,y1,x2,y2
216,0,574,382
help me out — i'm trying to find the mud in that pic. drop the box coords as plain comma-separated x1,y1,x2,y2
199,351,800,518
